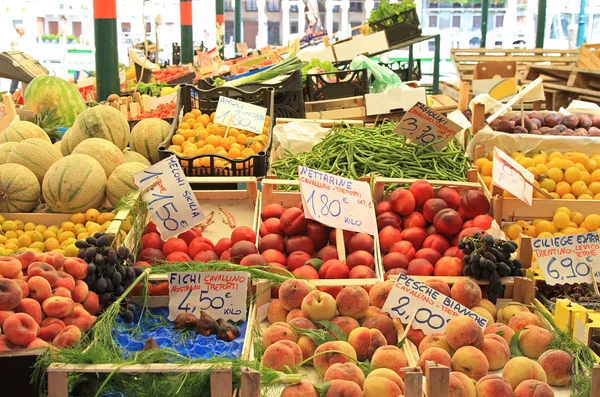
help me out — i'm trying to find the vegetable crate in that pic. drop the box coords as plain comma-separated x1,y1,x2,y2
1,348,48,397
380,60,422,82
306,69,369,102
369,8,422,46
158,85,275,178
260,179,384,285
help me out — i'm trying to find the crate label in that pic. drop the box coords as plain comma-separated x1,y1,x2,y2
236,42,248,55
298,166,377,235
532,232,598,286
574,316,589,345
134,156,205,240
492,147,534,206
214,96,267,134
168,271,249,322
394,102,462,150
382,273,488,335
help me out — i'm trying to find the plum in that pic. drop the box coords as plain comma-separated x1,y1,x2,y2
562,115,579,129
555,124,567,133
589,127,600,136
514,126,528,134
495,120,514,133
544,113,562,127
579,114,593,129
515,117,533,132
592,115,600,128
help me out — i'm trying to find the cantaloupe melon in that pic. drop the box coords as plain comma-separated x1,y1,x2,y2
106,162,148,206
7,138,63,184
130,118,171,163
60,129,73,156
0,142,18,165
42,154,107,213
0,163,41,212
72,138,126,178
123,149,151,166
0,121,50,143
69,106,129,151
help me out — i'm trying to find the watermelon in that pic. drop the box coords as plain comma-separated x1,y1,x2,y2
69,106,129,151
0,121,50,143
23,76,86,128
0,163,40,212
130,118,171,163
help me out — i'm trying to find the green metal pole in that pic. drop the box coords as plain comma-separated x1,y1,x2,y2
235,0,242,46
216,0,225,58
433,34,440,94
93,0,120,101
180,0,193,63
481,0,489,48
577,0,588,47
535,0,547,48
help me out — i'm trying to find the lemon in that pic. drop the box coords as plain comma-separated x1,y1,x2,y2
571,181,588,197
48,225,59,234
35,224,47,234
562,193,576,200
17,234,31,248
558,159,575,169
43,230,57,240
527,166,539,180
578,227,589,233
549,192,561,199
540,178,556,192
536,164,549,175
556,182,571,197
86,222,102,235
562,227,579,235
595,193,600,200
77,232,90,240
553,212,571,229
0,215,4,224
71,213,86,224
585,214,600,230
6,238,18,246
507,224,524,240
85,208,100,222
13,220,24,230
570,212,584,226
591,169,600,183
547,168,563,183
575,163,587,171
64,244,79,257
532,155,546,165
523,225,538,237
23,222,35,232
587,159,599,173
553,232,565,237
4,231,17,239
519,158,535,169
0,236,6,244
45,238,60,251
15,230,23,237
5,243,18,251
61,222,76,232
2,220,16,232
549,152,563,161
564,167,582,184
536,220,554,234
515,220,529,228
58,231,75,243
537,232,554,238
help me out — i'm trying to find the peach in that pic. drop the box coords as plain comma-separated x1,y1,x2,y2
361,315,397,345
286,309,307,322
377,212,402,230
14,298,43,324
434,208,463,236
325,380,362,397
538,349,572,386
478,299,497,321
483,323,514,345
406,327,425,349
301,290,337,321
382,252,409,272
281,380,318,397
508,312,543,332
288,317,316,331
424,279,451,297
348,265,376,279
229,241,258,263
497,304,529,324
445,316,484,350
15,279,29,298
279,279,312,311
0,257,22,278
450,279,482,309
0,279,23,310
71,280,89,303
348,327,387,361
451,371,477,397
317,245,338,262
319,260,350,279
258,233,285,254
475,375,513,397
371,345,409,377
3,312,39,346
346,250,375,270
368,281,393,309
306,221,330,250
451,346,488,381
260,218,283,237
262,322,298,348
366,368,405,393
280,207,308,236
448,372,469,397
361,306,387,321
12,250,37,270
418,347,452,375
39,319,65,342
297,335,316,362
481,334,510,370
379,226,403,254
267,300,289,324
55,271,76,292
27,338,50,349
36,252,65,270
313,341,357,375
336,286,369,319
28,276,52,303
502,357,547,390
42,296,75,318
52,324,82,348
82,291,101,315
0,310,14,326
513,380,554,397
389,188,416,216
362,376,402,397
518,325,553,359
0,335,12,351
324,362,365,389
62,306,95,331
261,203,285,220
418,334,453,355
28,262,60,286
331,316,360,339
348,233,374,254
434,256,464,276
262,249,286,266
53,287,72,299
471,307,494,325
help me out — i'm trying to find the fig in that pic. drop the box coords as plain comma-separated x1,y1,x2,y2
592,115,600,128
530,129,542,135
575,128,588,136
196,311,219,336
544,113,562,127
495,120,515,133
490,119,502,128
216,318,240,341
528,111,544,124
555,124,567,133
547,128,562,135
538,126,550,134
589,127,600,136
579,114,593,129
530,118,541,129
142,337,160,351
562,115,579,129
174,313,199,330
514,126,528,134
515,116,533,132
565,129,576,136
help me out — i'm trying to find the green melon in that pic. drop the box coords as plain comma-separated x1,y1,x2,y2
0,142,18,165
0,163,41,212
106,162,148,206
42,154,107,213
72,138,126,178
0,121,50,143
69,106,129,151
123,150,151,166
23,75,86,128
7,138,63,184
60,129,73,156
130,118,171,164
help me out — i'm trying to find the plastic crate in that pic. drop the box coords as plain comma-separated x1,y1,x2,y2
380,60,422,81
370,8,422,46
158,85,275,179
306,69,369,101
165,71,196,85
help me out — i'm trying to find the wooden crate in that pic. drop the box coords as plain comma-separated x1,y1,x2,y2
305,96,367,120
578,44,600,70
260,179,384,284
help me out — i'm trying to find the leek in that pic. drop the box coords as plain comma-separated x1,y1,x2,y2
227,55,306,87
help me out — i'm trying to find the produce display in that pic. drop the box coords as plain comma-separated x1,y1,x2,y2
129,102,176,121
489,111,600,136
152,66,193,83
502,207,600,240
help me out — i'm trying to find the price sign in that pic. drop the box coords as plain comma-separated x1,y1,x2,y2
134,156,205,240
168,271,249,322
394,102,463,150
236,42,248,55
532,232,599,286
298,166,377,235
492,147,534,206
214,96,267,135
382,273,488,335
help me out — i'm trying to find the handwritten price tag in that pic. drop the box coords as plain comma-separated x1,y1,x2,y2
382,273,488,335
298,166,377,235
134,156,205,240
168,271,249,322
532,232,599,285
214,96,267,135
492,147,534,206
394,102,462,150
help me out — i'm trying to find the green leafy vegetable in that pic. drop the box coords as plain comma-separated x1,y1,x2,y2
314,320,347,342
313,382,332,397
368,0,417,25
228,55,305,87
509,329,524,357
301,58,337,85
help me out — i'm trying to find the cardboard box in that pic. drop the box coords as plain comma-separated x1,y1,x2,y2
364,87,426,116
573,310,600,348
332,32,389,62
297,45,336,63
471,61,518,102
554,299,589,335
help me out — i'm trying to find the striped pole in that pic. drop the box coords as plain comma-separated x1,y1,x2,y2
180,0,193,64
93,0,120,101
216,0,225,58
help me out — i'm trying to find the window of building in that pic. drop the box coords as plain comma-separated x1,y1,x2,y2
333,22,339,33
224,0,233,11
350,21,361,28
495,15,504,28
267,0,280,12
267,21,280,45
452,15,461,28
246,0,258,11
333,5,340,12
429,15,437,28
225,21,234,43
291,21,298,34
291,5,298,12
428,41,436,51
72,21,82,37
121,22,131,33
440,15,450,29
472,15,481,29
146,22,152,33
349,2,363,12
48,21,59,35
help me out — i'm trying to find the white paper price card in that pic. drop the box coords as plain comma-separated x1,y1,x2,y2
394,102,463,150
492,147,534,206
298,166,377,235
134,156,205,240
532,232,599,286
168,271,249,322
214,96,267,135
382,273,488,335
